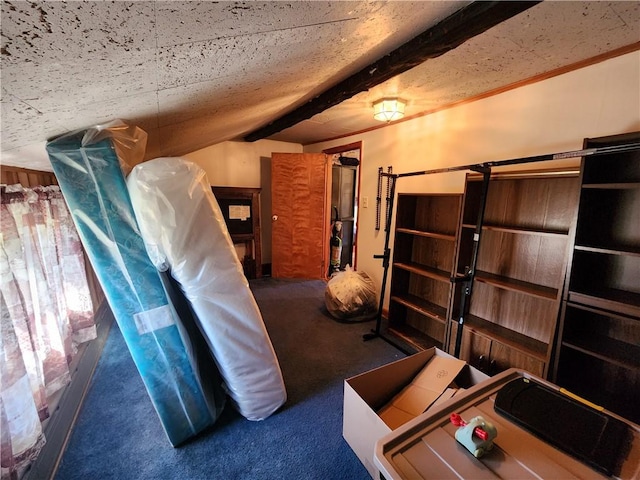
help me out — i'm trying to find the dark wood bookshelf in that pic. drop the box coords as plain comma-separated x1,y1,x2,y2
390,294,447,324
451,171,579,378
554,131,640,424
561,335,640,371
462,223,570,237
574,245,640,257
212,186,262,279
396,227,456,242
474,271,559,300
459,313,548,361
383,133,640,417
567,290,640,319
386,194,462,351
387,324,442,352
393,262,451,283
582,182,640,189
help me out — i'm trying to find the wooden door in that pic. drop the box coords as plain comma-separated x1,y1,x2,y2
271,153,330,279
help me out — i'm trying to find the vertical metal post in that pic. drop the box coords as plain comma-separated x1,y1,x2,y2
364,172,397,341
454,167,491,358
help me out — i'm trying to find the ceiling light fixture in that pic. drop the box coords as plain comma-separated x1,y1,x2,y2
373,98,406,122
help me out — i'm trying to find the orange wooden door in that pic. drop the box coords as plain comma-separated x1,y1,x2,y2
271,153,330,279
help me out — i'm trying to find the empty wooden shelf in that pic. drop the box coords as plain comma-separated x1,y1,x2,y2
554,131,640,425
387,194,462,352
450,170,580,377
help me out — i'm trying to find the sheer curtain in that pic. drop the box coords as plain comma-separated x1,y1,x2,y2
1,185,96,480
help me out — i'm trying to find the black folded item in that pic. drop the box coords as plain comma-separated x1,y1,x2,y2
494,377,632,476
339,156,360,166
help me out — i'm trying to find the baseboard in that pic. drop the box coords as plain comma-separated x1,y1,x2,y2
23,302,114,480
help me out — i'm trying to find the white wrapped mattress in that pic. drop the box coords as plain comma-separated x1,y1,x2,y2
127,157,286,421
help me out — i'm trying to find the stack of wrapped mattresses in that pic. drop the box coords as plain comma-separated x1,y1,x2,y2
46,121,286,446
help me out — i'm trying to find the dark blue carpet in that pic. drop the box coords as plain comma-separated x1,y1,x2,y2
55,279,404,479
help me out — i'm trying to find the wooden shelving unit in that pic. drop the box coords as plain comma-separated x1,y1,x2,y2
212,186,262,279
449,171,580,377
386,194,462,352
554,132,640,424
374,133,640,425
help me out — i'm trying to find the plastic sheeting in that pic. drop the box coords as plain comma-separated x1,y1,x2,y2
325,267,377,321
127,157,287,421
46,121,225,446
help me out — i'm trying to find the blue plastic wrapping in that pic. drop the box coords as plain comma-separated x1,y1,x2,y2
46,121,225,446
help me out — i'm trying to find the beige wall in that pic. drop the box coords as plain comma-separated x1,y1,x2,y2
184,138,302,264
181,52,639,302
184,139,302,187
305,51,640,308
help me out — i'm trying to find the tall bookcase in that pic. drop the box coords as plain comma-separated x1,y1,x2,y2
554,132,640,424
448,171,580,377
387,194,462,351
384,132,639,410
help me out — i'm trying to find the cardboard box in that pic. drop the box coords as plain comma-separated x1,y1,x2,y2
378,354,467,429
343,348,488,478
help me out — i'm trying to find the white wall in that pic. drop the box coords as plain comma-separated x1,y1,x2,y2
305,51,640,309
184,139,302,264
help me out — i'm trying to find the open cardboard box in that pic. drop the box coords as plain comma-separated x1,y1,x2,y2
343,348,488,478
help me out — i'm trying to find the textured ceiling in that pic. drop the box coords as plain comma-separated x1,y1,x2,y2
1,1,639,172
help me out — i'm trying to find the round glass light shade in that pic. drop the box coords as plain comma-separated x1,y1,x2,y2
373,98,406,122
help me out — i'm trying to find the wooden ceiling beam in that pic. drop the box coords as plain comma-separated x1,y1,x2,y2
244,1,540,142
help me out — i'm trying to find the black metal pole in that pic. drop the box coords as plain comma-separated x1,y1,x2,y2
454,167,491,358
394,142,640,179
364,173,397,342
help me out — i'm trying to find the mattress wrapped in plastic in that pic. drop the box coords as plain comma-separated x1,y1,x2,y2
46,122,225,446
126,157,287,421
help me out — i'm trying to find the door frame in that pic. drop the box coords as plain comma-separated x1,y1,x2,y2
322,141,362,271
